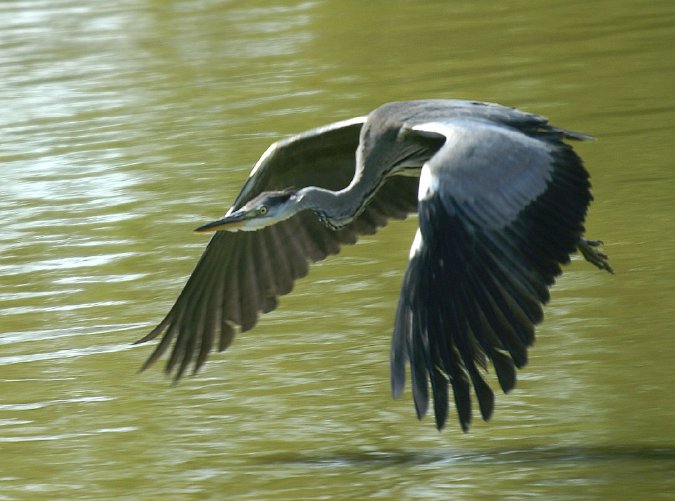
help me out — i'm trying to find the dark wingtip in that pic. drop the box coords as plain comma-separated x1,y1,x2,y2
391,373,405,400
135,324,176,374
133,324,163,345
137,350,159,374
492,350,517,394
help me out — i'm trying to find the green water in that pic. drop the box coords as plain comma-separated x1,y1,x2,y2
1,1,674,499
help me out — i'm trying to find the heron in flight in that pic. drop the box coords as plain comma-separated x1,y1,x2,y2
137,99,612,431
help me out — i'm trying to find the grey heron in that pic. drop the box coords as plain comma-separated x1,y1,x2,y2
137,99,612,431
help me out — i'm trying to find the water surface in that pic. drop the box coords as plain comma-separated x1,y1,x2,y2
1,1,674,499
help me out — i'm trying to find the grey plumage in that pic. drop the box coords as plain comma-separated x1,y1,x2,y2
137,99,611,431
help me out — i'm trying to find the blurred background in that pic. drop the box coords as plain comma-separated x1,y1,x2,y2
1,1,674,499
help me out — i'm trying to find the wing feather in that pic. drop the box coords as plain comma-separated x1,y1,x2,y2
392,115,591,430
138,117,419,379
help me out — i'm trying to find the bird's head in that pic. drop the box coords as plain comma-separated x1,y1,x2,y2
194,189,301,233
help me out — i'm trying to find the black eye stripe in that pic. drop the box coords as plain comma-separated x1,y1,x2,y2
247,189,295,210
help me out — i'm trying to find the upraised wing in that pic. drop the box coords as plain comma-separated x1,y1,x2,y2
137,117,419,379
391,116,592,431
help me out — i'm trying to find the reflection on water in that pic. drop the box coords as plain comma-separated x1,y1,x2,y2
1,0,674,499
255,445,675,469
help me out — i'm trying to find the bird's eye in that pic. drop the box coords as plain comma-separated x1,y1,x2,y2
258,206,268,215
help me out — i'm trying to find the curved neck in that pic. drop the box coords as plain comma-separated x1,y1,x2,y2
296,173,377,229
294,127,440,228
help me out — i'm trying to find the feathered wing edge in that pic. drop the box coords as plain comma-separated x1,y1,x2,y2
135,175,419,380
391,140,592,431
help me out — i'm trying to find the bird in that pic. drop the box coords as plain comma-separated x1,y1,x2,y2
136,99,612,432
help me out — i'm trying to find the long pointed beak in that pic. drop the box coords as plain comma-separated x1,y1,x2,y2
194,210,250,233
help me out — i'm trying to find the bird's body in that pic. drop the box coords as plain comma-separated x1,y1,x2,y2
137,99,611,431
